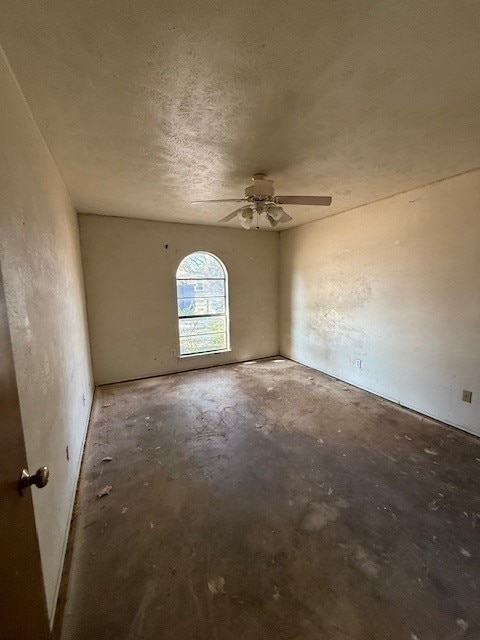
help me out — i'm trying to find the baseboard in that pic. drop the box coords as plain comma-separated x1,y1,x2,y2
97,353,280,387
282,353,479,439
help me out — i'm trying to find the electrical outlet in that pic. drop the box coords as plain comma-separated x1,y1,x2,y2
355,358,362,369
462,390,472,403
171,349,176,357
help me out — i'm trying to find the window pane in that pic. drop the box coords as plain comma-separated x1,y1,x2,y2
178,297,225,317
176,252,229,356
177,252,224,279
180,332,227,355
179,316,226,337
177,279,225,299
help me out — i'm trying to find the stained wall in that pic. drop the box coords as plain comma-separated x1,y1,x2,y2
280,170,480,435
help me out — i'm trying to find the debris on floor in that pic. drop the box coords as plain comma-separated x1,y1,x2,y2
63,359,480,640
208,576,226,595
96,485,112,498
102,456,113,462
457,619,469,632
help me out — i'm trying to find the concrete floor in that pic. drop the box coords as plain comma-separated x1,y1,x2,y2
61,358,480,640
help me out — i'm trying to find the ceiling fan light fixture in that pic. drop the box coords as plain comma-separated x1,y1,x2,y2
267,214,279,228
266,204,284,221
238,208,253,229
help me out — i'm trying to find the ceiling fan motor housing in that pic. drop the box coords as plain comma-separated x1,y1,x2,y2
245,174,275,199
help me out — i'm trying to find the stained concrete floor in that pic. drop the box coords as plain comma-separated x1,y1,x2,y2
61,358,480,640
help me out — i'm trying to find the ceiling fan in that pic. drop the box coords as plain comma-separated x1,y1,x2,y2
191,173,332,229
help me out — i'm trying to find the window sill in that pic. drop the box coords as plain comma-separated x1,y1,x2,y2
179,348,231,359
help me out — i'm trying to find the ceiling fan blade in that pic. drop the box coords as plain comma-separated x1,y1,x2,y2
218,206,250,223
279,211,293,223
190,198,247,204
275,195,332,206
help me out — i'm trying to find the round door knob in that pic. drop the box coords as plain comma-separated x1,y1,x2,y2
18,466,49,494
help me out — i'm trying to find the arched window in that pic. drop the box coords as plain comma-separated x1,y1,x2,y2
176,252,230,356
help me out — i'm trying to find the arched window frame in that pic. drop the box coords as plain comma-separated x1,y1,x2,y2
176,251,230,357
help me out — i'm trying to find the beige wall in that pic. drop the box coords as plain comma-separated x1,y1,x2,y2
0,49,93,621
280,170,480,436
79,214,279,384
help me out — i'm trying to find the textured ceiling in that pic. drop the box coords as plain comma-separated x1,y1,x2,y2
1,0,479,230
